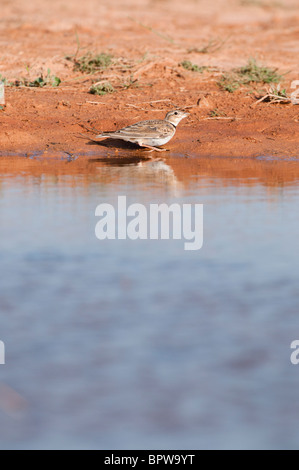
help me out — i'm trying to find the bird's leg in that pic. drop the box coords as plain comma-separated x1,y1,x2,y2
140,144,168,152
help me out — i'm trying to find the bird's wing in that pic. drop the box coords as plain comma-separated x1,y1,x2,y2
97,120,174,140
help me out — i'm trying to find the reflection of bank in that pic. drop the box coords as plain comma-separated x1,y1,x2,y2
0,340,5,365
1,153,299,196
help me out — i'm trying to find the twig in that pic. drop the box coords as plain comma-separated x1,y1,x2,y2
202,116,241,120
78,123,100,134
128,17,177,45
252,94,271,106
187,37,230,54
125,104,159,111
74,31,81,61
141,99,172,104
92,80,111,87
184,104,200,109
78,133,100,142
252,93,292,107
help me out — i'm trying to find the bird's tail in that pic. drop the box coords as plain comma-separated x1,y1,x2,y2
96,133,119,139
78,133,101,143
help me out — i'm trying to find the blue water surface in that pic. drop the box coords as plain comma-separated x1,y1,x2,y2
0,155,299,449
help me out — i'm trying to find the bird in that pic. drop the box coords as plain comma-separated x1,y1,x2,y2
95,109,189,152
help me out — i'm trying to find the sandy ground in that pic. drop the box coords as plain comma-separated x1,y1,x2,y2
0,0,299,158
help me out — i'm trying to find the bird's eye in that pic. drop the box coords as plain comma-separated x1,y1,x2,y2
174,111,178,115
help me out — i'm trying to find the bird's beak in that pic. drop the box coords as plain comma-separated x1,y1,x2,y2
183,112,190,118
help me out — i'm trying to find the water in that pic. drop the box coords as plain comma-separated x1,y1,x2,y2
0,152,299,449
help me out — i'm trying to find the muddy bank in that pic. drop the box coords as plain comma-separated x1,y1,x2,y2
1,0,299,158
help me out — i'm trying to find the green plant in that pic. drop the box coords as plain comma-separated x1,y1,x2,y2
267,84,287,98
218,58,281,92
24,63,31,74
89,82,114,95
180,61,208,73
209,108,227,117
0,74,7,84
1,69,60,88
188,38,227,54
12,69,61,87
253,84,291,105
74,52,113,73
237,58,281,84
0,74,13,86
218,74,241,93
29,69,61,87
121,75,139,90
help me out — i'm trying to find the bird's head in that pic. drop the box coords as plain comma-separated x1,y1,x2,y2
165,109,189,126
